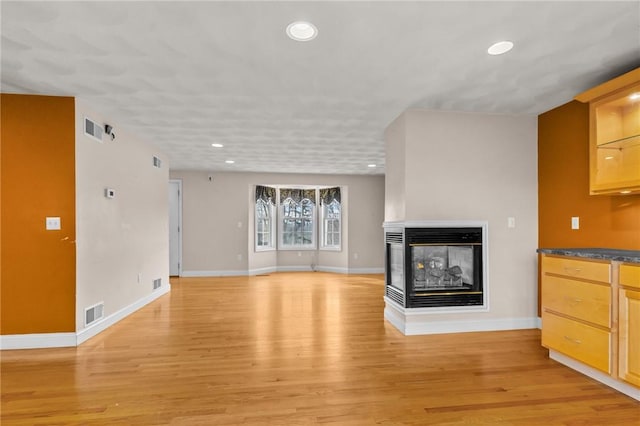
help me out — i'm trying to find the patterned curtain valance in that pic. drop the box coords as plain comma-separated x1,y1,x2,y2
279,188,316,204
255,185,276,204
319,187,341,205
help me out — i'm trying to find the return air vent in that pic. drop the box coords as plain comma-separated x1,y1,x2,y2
84,117,103,142
153,156,162,168
85,302,104,327
153,278,162,290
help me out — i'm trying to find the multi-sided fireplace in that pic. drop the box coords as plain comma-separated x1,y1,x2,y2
384,223,487,309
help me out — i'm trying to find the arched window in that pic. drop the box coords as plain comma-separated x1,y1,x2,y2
255,185,275,251
320,187,341,250
279,188,316,249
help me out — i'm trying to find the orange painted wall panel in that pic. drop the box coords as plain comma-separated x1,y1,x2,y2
1,94,76,334
538,100,640,250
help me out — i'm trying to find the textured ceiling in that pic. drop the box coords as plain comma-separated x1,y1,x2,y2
2,1,639,175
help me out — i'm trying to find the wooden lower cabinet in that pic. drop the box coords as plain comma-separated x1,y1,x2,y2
541,255,612,373
619,263,640,387
541,254,640,397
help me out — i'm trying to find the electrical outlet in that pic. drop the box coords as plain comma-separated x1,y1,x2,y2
45,217,61,230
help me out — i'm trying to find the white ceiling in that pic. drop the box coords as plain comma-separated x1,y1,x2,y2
2,1,639,175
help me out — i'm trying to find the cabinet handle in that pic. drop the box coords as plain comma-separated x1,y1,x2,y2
564,296,583,304
564,335,582,344
563,267,582,275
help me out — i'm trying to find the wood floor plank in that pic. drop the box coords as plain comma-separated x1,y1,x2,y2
2,272,639,425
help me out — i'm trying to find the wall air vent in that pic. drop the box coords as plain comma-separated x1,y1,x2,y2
153,278,162,290
153,156,162,168
84,302,105,327
84,117,103,142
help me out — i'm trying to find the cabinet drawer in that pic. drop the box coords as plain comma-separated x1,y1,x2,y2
542,312,611,374
542,256,610,283
542,275,610,328
620,263,640,290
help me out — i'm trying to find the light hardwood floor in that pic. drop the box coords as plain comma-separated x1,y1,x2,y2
2,273,639,425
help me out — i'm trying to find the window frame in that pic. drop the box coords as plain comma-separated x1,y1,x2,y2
320,198,342,251
277,191,317,251
254,191,276,252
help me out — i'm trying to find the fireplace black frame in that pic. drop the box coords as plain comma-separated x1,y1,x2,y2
385,225,485,309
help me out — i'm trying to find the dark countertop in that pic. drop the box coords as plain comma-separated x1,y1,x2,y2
537,248,640,263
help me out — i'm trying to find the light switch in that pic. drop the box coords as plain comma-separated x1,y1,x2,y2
46,217,61,230
571,216,580,230
507,217,516,228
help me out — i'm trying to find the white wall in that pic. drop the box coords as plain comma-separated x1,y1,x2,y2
386,109,539,323
384,113,406,222
168,171,385,275
75,100,169,333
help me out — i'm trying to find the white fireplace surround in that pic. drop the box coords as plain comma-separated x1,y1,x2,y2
383,220,497,335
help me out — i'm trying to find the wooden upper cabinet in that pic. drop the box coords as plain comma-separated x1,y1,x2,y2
575,68,640,195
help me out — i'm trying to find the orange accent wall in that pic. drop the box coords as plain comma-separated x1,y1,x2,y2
1,94,76,334
538,100,640,250
538,100,640,315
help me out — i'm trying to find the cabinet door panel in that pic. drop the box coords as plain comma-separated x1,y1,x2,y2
542,275,610,328
619,289,640,387
542,312,611,374
620,264,640,290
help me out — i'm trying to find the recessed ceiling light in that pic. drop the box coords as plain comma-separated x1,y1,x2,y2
225,160,235,164
211,143,224,148
286,21,318,41
629,92,640,100
487,40,514,55
368,164,377,168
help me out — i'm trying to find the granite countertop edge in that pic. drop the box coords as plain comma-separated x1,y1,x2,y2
537,248,640,263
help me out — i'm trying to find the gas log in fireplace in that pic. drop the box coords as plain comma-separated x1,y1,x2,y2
384,223,486,309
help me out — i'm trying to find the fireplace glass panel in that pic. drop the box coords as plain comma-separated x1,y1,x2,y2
388,244,404,291
412,245,473,291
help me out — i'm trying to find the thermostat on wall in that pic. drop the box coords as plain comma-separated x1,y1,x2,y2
105,188,116,199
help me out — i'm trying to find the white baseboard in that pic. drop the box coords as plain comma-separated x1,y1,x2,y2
549,350,640,401
181,269,248,277
248,266,277,276
276,265,313,272
77,285,170,345
1,286,171,350
186,267,384,277
348,267,384,274
314,266,349,274
384,298,538,336
0,332,77,350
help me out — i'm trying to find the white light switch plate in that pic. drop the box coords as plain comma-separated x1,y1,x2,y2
571,216,580,230
46,217,61,230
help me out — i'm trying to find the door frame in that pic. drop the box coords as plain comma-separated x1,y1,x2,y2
169,179,183,277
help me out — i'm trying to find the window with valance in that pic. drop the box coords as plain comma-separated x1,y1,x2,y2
279,188,317,249
319,187,341,249
255,185,276,250
253,185,342,252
